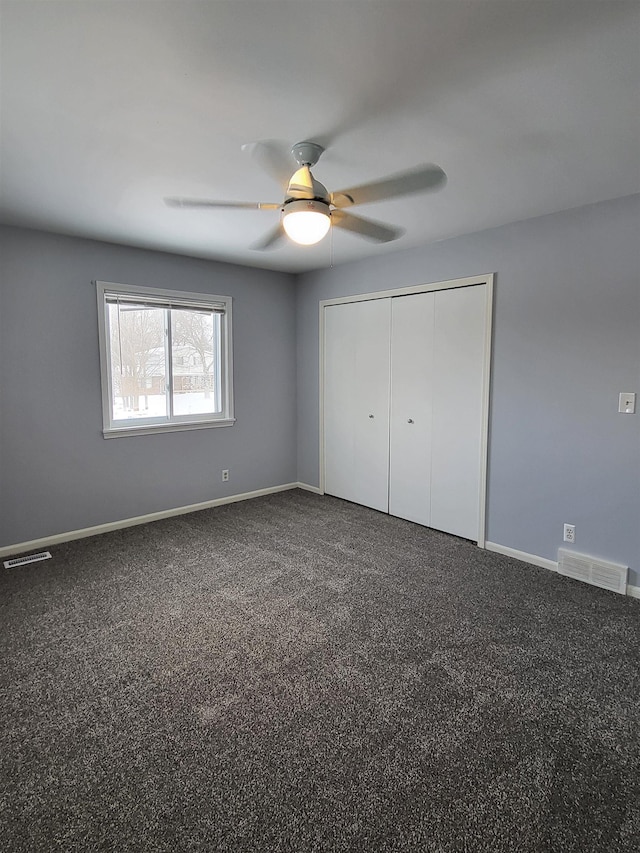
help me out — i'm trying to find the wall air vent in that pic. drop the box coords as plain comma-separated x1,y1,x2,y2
3,551,52,569
557,548,628,595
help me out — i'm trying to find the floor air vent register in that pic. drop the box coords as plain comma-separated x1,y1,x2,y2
3,551,52,569
557,548,628,595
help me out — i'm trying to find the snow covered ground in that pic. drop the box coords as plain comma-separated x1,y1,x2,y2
113,392,218,419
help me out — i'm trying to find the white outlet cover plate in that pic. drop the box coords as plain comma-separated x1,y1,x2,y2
619,392,636,413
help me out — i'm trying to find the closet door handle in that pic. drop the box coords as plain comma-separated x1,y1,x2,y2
407,418,414,424
369,414,375,419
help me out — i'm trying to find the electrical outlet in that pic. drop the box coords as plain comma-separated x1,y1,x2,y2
618,392,636,414
563,523,576,544
222,469,229,482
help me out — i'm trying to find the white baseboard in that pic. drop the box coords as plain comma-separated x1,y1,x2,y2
0,482,304,559
485,541,559,573
485,541,639,600
296,482,323,494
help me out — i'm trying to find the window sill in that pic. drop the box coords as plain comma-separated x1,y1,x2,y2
103,418,236,438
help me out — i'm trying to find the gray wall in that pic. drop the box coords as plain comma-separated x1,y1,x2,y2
2,197,639,586
0,226,297,547
296,195,640,584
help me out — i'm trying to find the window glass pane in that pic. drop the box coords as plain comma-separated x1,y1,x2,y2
108,304,167,420
170,309,220,416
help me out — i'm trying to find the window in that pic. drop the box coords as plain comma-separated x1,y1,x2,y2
96,281,234,437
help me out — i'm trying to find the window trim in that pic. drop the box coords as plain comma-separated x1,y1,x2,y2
96,281,235,438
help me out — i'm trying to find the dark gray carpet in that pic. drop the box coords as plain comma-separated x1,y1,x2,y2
1,489,638,852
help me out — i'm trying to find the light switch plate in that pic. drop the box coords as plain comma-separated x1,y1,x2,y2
618,392,636,414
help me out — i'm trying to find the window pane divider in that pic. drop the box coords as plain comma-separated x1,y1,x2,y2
165,307,174,420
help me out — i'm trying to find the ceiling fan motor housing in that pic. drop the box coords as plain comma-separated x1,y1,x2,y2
286,165,330,204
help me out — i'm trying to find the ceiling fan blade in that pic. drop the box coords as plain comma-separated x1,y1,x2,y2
242,140,293,190
252,222,285,251
331,209,404,243
332,164,446,208
165,198,281,210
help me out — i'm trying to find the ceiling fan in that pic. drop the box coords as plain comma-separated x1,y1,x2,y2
165,141,446,250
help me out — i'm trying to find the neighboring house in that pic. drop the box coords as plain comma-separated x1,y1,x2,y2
114,345,214,410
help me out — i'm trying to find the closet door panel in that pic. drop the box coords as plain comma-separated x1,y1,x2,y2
324,299,391,512
324,302,357,504
430,285,487,540
388,293,435,526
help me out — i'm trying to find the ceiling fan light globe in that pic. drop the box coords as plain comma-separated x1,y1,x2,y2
282,200,331,245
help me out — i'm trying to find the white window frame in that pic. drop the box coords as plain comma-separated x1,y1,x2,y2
96,281,235,438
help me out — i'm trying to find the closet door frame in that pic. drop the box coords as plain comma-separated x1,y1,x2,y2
319,273,494,548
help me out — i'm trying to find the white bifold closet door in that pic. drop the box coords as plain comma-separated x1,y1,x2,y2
388,293,435,527
389,286,487,540
324,298,391,513
324,283,488,541
429,285,487,539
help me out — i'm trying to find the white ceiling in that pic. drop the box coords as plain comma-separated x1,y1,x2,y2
1,0,639,273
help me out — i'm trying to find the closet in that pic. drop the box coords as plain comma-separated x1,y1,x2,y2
322,279,491,543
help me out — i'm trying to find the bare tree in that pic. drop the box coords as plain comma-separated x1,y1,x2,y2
109,305,164,411
171,310,215,397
